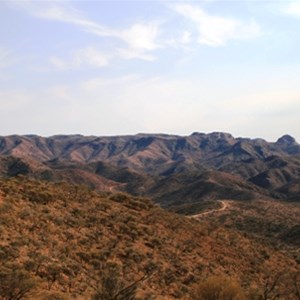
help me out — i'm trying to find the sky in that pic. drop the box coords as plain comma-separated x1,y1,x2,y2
0,0,300,141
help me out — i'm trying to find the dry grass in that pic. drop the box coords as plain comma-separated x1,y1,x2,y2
0,177,299,299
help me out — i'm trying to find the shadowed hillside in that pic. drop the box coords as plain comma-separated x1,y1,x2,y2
0,132,299,209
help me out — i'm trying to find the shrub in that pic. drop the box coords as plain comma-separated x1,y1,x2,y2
109,193,129,203
27,188,53,204
92,266,137,300
0,267,37,300
39,291,69,300
190,275,246,300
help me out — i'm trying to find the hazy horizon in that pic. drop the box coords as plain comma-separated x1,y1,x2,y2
1,1,300,141
0,130,297,144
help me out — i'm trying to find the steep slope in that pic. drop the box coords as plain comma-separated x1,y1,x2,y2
147,171,271,208
0,132,300,205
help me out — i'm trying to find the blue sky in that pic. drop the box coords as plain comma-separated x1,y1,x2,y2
1,0,300,141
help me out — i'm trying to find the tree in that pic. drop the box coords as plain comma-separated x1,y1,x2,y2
92,265,152,300
0,267,37,300
258,272,282,300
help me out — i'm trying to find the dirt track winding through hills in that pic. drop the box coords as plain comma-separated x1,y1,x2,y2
189,200,231,219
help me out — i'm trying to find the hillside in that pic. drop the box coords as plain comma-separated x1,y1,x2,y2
0,132,300,209
0,177,299,299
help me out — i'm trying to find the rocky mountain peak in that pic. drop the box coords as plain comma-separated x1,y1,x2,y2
276,134,297,145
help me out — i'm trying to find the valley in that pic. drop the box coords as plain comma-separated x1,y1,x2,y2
0,132,299,299
2,0,300,298
0,132,300,211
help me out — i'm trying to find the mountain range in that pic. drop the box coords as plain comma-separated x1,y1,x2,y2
0,132,300,299
0,132,299,211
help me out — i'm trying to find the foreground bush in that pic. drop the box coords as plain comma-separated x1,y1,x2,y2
0,267,37,300
190,275,246,300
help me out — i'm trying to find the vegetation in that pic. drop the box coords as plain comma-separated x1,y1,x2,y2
0,177,299,299
0,266,37,300
190,276,246,300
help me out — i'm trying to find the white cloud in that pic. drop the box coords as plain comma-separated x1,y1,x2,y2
180,31,192,44
76,47,111,67
49,57,67,70
117,22,161,62
9,1,115,37
11,1,161,63
173,4,261,46
50,47,111,70
50,45,157,70
283,3,300,17
121,23,160,51
117,48,156,62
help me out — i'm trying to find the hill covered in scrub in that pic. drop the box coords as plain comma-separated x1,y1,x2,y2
0,132,300,211
0,177,299,299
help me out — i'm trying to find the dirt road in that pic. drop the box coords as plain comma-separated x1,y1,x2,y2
189,200,231,219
